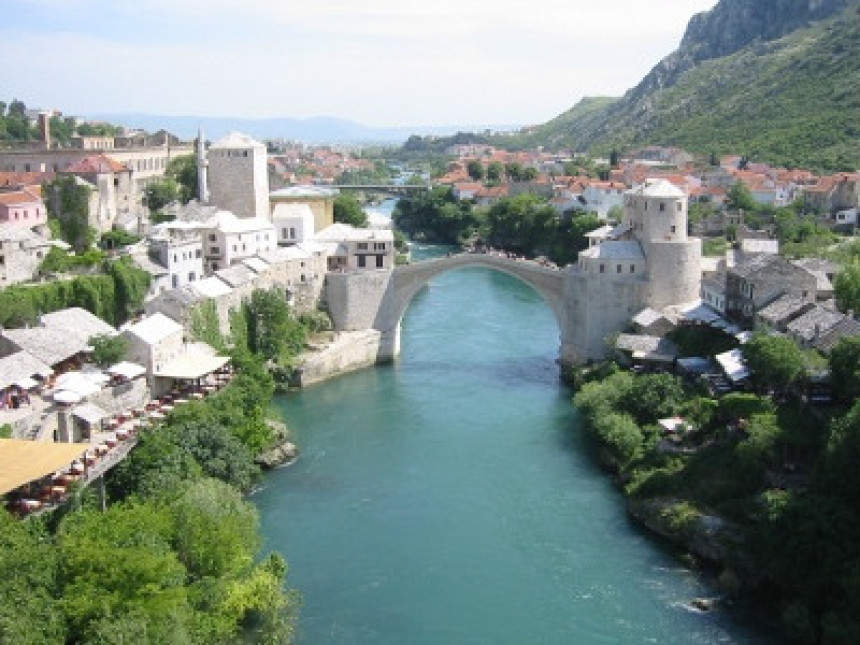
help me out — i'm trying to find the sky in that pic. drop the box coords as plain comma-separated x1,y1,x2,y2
1,0,719,128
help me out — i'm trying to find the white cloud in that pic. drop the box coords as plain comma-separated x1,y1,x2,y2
2,0,719,126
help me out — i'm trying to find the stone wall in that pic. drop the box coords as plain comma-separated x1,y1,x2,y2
292,330,383,386
326,270,393,332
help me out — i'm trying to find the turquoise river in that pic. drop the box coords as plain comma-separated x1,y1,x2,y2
254,247,770,644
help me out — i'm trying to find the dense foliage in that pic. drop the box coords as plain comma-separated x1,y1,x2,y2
0,351,297,643
43,175,94,252
0,99,121,145
574,341,860,642
0,256,150,327
393,189,601,265
333,193,368,227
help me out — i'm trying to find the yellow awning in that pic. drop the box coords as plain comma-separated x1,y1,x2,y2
0,438,89,495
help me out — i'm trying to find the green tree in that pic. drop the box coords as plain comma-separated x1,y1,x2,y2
726,180,757,212
829,336,860,402
466,160,484,182
242,288,307,364
626,373,686,425
88,333,128,367
44,176,94,252
57,502,191,642
144,178,180,213
834,261,860,314
486,161,504,183
483,194,558,256
522,167,538,181
505,162,523,181
743,332,806,395
333,193,368,227
165,155,198,203
0,510,66,644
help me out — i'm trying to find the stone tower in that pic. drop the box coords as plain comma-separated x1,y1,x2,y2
207,132,269,220
625,178,701,310
562,178,701,363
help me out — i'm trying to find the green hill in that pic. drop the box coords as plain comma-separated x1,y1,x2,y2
504,0,860,171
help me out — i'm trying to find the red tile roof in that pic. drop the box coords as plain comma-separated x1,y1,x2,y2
63,154,129,174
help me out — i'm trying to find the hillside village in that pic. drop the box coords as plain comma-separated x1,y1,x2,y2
0,105,858,523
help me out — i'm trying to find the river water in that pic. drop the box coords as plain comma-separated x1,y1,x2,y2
255,248,767,644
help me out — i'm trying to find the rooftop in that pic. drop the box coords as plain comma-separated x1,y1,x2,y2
209,132,265,150
580,240,644,260
124,312,183,345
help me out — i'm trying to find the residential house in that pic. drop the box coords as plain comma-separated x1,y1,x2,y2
0,185,47,231
269,185,338,234
272,202,315,246
0,224,51,286
313,223,395,272
59,155,136,232
755,294,816,331
725,254,817,324
786,305,858,351
146,221,205,291
201,210,276,272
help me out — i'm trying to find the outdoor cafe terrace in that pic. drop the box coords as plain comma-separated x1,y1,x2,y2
1,363,235,518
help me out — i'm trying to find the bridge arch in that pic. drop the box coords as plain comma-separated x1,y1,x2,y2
376,254,568,359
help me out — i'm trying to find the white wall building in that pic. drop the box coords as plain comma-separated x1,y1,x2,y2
313,223,395,272
147,221,205,290
272,202,316,246
202,210,276,272
207,132,269,220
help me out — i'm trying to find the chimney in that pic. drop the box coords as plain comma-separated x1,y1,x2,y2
38,112,51,149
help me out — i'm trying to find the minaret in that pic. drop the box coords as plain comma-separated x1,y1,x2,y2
197,126,209,204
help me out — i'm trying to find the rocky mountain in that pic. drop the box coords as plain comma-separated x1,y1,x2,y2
511,0,860,171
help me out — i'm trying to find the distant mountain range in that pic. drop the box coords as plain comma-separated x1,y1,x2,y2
86,113,519,146
498,0,860,171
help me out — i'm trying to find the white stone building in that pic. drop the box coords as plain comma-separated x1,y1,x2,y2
272,202,315,246
147,221,205,290
313,223,395,272
122,313,185,377
201,210,276,272
0,224,51,286
207,132,269,220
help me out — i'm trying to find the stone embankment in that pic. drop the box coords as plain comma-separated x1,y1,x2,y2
291,329,384,387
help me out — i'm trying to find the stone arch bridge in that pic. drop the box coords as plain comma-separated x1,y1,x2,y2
325,253,604,367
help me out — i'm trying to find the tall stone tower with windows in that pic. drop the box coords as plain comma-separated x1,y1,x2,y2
206,132,269,220
562,178,701,363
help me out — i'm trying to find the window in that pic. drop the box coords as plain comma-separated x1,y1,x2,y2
232,245,237,252
196,249,202,258
172,275,179,288
357,242,368,250
358,255,366,268
617,264,622,273
289,227,296,238
677,202,682,212
208,234,216,242
376,255,384,268
374,242,386,251
173,253,178,262
599,264,605,273
630,265,635,273
659,202,665,212
670,226,676,233
188,272,196,282
211,247,220,254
